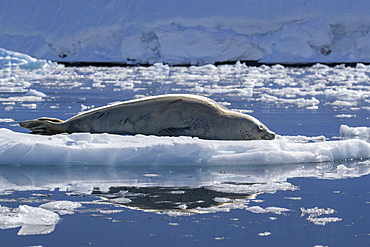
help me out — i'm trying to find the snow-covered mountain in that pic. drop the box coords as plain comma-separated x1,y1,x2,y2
1,0,370,65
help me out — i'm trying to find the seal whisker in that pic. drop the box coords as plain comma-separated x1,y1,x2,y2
97,112,105,119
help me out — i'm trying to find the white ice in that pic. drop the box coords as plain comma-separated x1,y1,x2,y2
340,125,370,138
0,205,60,235
300,207,342,226
0,128,369,166
39,201,82,215
0,48,58,69
1,1,370,64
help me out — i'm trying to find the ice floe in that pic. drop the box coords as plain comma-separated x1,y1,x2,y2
340,125,370,139
0,204,60,235
301,207,343,226
0,127,369,166
39,201,82,215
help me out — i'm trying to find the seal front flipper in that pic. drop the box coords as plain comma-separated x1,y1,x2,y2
158,127,191,136
19,117,65,135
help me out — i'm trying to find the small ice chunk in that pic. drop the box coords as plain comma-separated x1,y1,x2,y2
245,206,268,214
177,204,187,210
284,197,302,200
169,190,186,194
143,174,158,178
307,217,342,226
39,201,81,215
0,118,14,122
18,224,56,236
214,197,233,203
21,103,37,109
110,197,132,204
25,89,47,97
340,125,370,138
258,231,271,236
18,205,59,226
300,207,336,217
265,207,291,214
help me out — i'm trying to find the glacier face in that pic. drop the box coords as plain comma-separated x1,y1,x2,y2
1,0,370,64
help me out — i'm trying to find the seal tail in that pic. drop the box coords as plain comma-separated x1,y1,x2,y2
19,117,65,135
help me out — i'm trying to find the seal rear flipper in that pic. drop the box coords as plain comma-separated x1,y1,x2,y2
19,117,65,135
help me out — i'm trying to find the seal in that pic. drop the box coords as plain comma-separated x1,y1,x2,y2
19,94,275,140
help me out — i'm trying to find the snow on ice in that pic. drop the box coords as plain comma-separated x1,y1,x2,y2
0,128,369,166
1,0,370,64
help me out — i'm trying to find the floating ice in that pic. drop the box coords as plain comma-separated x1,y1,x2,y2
208,182,299,195
340,125,370,138
0,95,44,102
306,217,343,226
39,201,82,215
18,205,59,226
0,128,369,166
300,207,336,217
261,94,320,108
109,198,132,204
0,118,14,122
245,206,268,214
300,207,342,226
0,205,60,235
25,89,47,97
325,88,367,101
258,231,271,236
245,206,290,215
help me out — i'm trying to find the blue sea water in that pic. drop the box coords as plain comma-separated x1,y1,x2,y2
0,64,369,246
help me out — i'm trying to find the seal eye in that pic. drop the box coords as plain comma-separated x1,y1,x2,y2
258,125,264,132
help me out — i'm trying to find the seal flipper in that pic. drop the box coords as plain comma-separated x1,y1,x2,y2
19,117,65,135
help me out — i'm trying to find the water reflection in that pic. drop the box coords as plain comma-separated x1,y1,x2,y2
1,160,369,193
93,186,256,215
0,160,368,233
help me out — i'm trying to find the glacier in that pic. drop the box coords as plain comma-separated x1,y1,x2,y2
1,0,370,65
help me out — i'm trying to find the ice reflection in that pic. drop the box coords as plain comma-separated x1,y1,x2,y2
0,159,369,235
0,160,369,194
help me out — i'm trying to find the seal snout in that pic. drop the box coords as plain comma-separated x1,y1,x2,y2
263,130,276,140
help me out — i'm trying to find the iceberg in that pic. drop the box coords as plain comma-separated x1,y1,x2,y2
0,48,59,69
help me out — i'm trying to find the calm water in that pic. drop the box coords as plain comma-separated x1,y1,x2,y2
0,64,369,246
